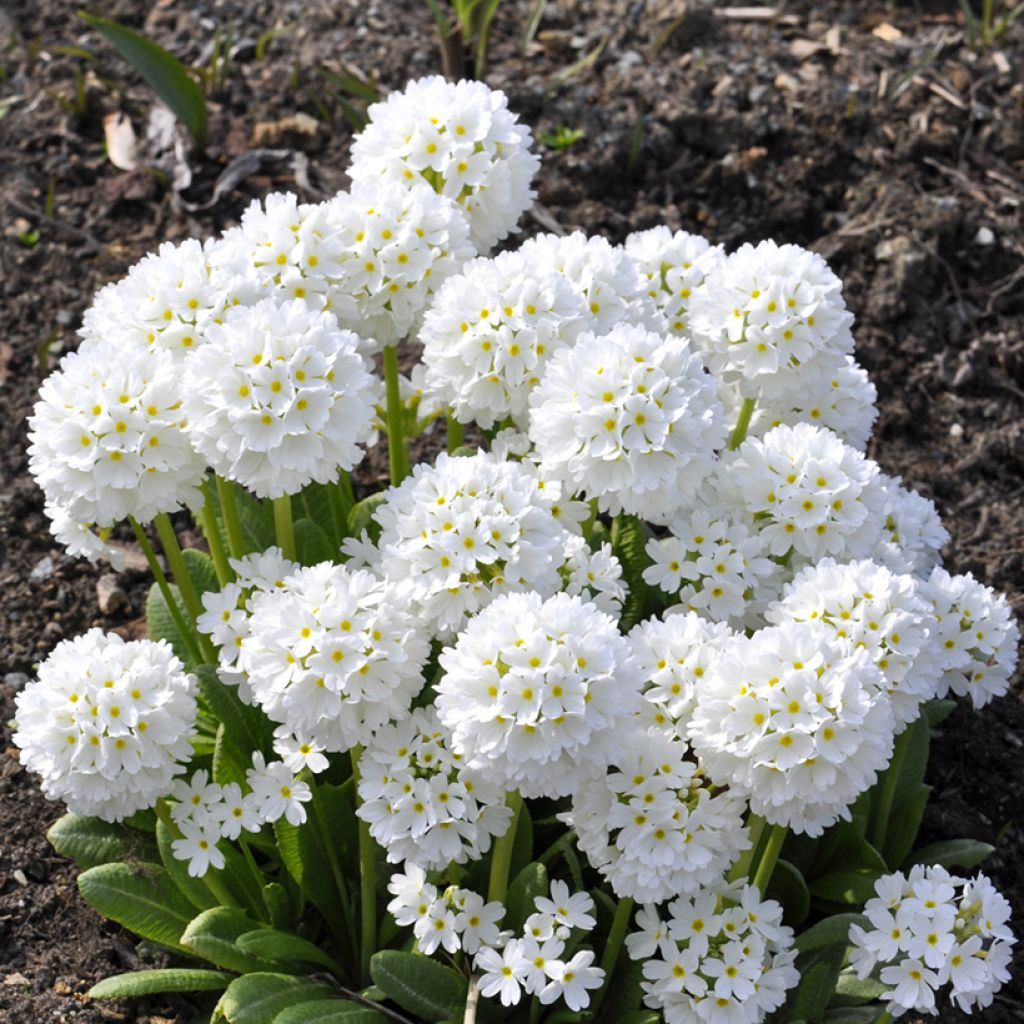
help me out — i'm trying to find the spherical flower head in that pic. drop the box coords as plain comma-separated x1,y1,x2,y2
237,562,430,751
348,75,540,252
714,422,886,564
629,612,733,733
28,341,206,531
624,226,724,339
628,884,799,1024
871,473,949,577
517,232,660,336
436,591,644,798
923,567,1019,709
181,298,379,499
528,324,727,522
13,630,197,822
571,728,749,903
374,451,568,638
689,621,896,836
768,558,941,728
420,249,586,429
79,238,226,360
357,706,514,870
689,239,854,384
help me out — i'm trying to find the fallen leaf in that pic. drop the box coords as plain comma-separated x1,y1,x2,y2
790,38,822,60
103,111,138,171
872,21,903,42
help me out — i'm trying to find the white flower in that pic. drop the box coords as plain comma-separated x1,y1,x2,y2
871,474,948,577
13,630,197,822
534,880,597,931
386,865,438,927
171,768,224,830
181,298,378,499
688,621,896,836
420,249,585,428
28,342,206,532
44,502,126,570
539,950,604,1010
528,323,726,522
476,940,530,1006
436,591,643,799
349,75,540,252
373,451,568,637
561,533,628,617
237,562,430,751
245,753,311,826
214,782,262,840
357,707,513,870
171,820,225,878
923,567,1019,708
624,225,724,339
272,727,330,775
455,890,506,954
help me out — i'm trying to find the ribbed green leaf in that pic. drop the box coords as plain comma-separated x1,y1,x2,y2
156,819,218,912
767,858,810,926
47,813,157,869
183,547,220,597
237,928,340,972
883,784,931,870
220,973,332,1024
370,951,467,1023
347,492,387,543
809,869,883,906
198,665,273,755
505,861,547,933
181,907,276,974
275,1002,391,1024
293,518,335,567
907,838,994,871
89,968,233,999
796,913,869,952
146,581,198,666
789,944,845,1023
831,970,887,1006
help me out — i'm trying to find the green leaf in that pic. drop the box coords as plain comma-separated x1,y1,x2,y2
831,970,887,1006
615,1014,661,1024
923,698,958,727
796,913,869,953
505,861,547,933
237,928,340,972
370,951,467,1023
823,1008,879,1023
894,715,930,805
156,819,218,912
263,883,293,930
595,953,645,1023
293,518,336,566
78,862,195,953
90,968,234,999
509,800,534,881
235,487,277,552
347,492,387,543
213,721,249,787
275,1002,391,1024
907,838,995,871
882,784,931,870
183,547,220,597
220,973,332,1024
295,484,336,538
47,813,157,869
198,664,273,755
79,13,207,147
809,869,883,905
789,943,845,1023
767,858,810,927
146,581,199,666
612,515,651,629
181,907,276,974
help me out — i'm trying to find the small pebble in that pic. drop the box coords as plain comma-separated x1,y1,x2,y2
12,869,28,887
973,226,995,246
29,557,54,582
3,672,29,691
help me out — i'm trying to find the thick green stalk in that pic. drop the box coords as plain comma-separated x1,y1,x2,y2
728,396,756,450
153,513,216,663
590,896,634,1015
487,791,523,904
273,494,296,562
383,345,409,484
447,414,464,454
199,481,233,586
871,725,912,851
215,475,246,560
751,824,787,895
350,747,377,986
727,812,767,883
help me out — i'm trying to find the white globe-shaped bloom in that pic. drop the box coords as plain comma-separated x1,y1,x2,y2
79,238,226,360
373,451,568,637
768,559,941,728
517,232,659,336
357,707,514,870
348,75,540,252
624,226,724,339
923,567,1019,709
871,474,949,577
714,422,886,563
436,591,644,798
629,613,734,733
627,885,799,1024
571,728,749,903
13,630,197,822
181,299,378,499
689,621,896,836
237,562,430,751
28,341,206,530
528,324,727,522
689,239,854,385
420,250,586,429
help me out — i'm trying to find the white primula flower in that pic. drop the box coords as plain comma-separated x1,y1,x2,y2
349,75,540,252
13,630,197,822
386,864,438,927
476,940,530,1006
171,820,225,878
237,562,430,751
28,342,206,532
689,621,896,836
44,502,126,570
561,533,628,617
923,567,1019,709
528,323,726,523
437,591,643,798
871,473,949,577
245,753,311,826
181,298,378,499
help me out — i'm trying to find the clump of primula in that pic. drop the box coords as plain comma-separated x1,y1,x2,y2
849,866,1015,1016
348,75,540,252
529,323,726,523
14,630,197,822
181,298,378,498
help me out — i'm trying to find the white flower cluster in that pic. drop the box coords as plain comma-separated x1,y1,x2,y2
437,591,642,798
356,707,513,869
571,728,749,903
626,885,800,1024
874,474,948,576
560,533,628,617
13,631,197,822
849,866,1015,1016
349,75,539,252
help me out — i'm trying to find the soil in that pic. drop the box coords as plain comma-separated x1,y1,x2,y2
1,0,1023,1021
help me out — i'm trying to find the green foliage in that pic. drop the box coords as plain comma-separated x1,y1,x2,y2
767,858,810,927
370,950,468,1022
219,972,333,1024
795,913,869,953
89,968,234,999
611,515,654,629
182,547,220,597
348,492,388,543
237,927,341,973
275,1001,392,1024
181,907,276,974
504,860,547,933
907,838,995,871
540,126,586,151
156,818,219,912
47,813,157,869
293,517,336,566
146,580,199,666
197,665,274,756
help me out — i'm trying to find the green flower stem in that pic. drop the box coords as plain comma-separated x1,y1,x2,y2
350,746,377,986
215,475,246,560
154,513,216,664
447,414,464,454
590,896,634,1016
273,494,296,562
487,791,523,904
871,725,912,851
727,812,767,883
128,517,202,666
383,345,410,484
728,396,756,450
199,481,233,587
751,823,787,895
154,799,238,908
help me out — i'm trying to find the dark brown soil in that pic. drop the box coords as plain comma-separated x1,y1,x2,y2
1,1,1022,1022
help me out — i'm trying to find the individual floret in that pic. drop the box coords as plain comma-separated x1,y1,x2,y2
560,534,628,617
